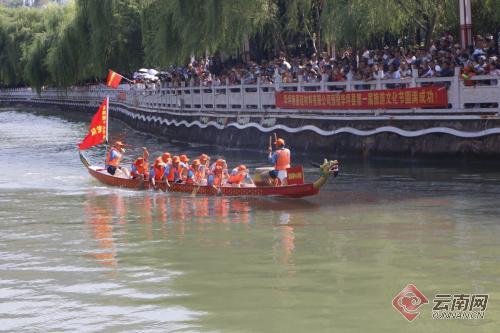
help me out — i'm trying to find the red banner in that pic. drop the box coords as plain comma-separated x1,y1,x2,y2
275,86,448,110
286,166,304,185
78,98,108,150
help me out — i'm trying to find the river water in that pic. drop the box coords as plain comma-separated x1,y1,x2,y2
1,107,499,332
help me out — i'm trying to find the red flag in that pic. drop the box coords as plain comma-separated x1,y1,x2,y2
106,69,123,88
78,98,108,150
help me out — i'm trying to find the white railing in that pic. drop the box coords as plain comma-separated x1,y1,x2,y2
1,69,499,115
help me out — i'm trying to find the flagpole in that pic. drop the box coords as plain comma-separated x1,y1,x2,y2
105,95,110,164
106,96,109,143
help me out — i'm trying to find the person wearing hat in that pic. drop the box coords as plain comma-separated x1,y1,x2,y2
150,157,166,187
130,157,146,179
105,141,129,177
130,147,149,180
165,155,182,183
227,165,254,187
160,152,172,164
178,154,190,181
185,159,202,184
198,153,211,184
208,159,228,186
268,138,291,186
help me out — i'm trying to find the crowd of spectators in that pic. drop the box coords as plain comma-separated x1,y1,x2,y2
152,33,500,88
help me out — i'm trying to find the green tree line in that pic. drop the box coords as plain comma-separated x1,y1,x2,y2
0,0,499,90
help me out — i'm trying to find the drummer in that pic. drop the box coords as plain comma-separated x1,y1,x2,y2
267,138,291,186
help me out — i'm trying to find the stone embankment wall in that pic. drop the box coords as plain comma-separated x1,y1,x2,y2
1,77,500,158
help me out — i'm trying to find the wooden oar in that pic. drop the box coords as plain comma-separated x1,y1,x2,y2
191,185,200,197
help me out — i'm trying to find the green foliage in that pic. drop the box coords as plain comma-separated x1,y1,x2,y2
141,0,273,66
0,0,499,88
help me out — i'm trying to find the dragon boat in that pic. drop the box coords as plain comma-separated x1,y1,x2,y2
78,96,338,198
80,152,338,198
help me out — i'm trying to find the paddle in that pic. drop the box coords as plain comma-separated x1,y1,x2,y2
191,185,200,196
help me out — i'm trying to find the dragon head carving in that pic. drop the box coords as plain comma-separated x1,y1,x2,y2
320,159,339,177
313,159,339,189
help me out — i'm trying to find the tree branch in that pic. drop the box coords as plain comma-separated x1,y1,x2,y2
394,0,427,31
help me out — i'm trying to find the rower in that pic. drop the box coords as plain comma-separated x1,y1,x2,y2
105,141,129,177
185,159,202,184
150,157,166,187
161,152,172,164
130,147,150,180
165,155,182,183
268,138,291,186
208,159,228,186
227,165,254,187
130,157,146,179
198,154,210,180
179,154,190,181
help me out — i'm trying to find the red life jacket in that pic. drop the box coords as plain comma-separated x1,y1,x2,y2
275,148,291,170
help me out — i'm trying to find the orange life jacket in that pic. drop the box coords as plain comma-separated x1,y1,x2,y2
227,173,245,184
153,164,165,181
166,163,175,181
275,148,291,170
106,148,122,167
166,163,182,182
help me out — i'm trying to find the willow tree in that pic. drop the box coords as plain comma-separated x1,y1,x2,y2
0,7,45,86
1,0,499,89
0,11,17,85
472,0,500,36
391,0,458,47
23,4,68,91
45,3,91,87
320,0,404,51
141,0,273,66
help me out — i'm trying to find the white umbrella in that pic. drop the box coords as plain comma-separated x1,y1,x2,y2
145,74,159,81
147,69,159,75
138,68,148,73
